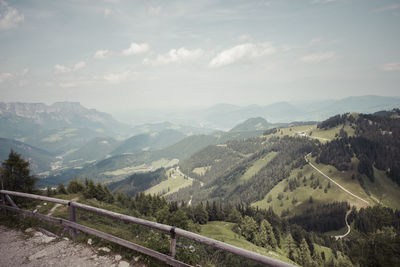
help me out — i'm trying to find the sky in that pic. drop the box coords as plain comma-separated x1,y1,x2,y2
0,0,399,113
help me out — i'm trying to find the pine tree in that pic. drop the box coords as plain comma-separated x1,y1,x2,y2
83,179,97,199
240,216,258,241
193,203,208,224
286,233,297,261
57,183,67,194
1,150,37,193
311,251,323,267
254,219,277,249
67,177,85,193
297,238,312,266
227,207,242,223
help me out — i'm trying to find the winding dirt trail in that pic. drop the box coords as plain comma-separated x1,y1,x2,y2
47,197,79,216
305,154,369,205
304,153,371,240
335,210,351,240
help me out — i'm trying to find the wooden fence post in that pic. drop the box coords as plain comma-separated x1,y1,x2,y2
1,193,6,216
170,226,177,258
5,194,18,208
68,202,77,236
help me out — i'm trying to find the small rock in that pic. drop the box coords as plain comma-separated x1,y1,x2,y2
28,249,48,261
115,255,122,261
118,261,130,267
134,256,139,262
33,231,56,243
63,237,69,241
25,227,34,233
87,238,93,245
44,202,47,206
99,247,111,253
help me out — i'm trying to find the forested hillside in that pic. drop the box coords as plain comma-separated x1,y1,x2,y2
3,109,400,266
314,110,400,185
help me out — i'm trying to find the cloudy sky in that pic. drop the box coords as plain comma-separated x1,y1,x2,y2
0,0,399,113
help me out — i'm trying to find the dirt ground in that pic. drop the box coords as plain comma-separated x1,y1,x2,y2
0,225,136,267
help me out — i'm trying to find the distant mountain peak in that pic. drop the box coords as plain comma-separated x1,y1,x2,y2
230,117,271,132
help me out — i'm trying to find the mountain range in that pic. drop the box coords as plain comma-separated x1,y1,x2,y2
1,95,400,187
116,95,400,130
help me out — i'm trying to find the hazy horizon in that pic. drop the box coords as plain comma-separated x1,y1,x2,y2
1,1,400,113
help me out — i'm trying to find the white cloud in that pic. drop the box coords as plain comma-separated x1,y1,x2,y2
54,61,86,74
74,61,86,71
122,43,149,56
310,37,323,44
103,70,135,84
104,8,111,17
59,82,76,88
0,1,24,30
209,43,276,68
0,72,12,83
149,6,162,15
94,49,112,59
373,4,400,13
143,47,204,66
382,62,400,72
300,51,335,63
54,64,71,74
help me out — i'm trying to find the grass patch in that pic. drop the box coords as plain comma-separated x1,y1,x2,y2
269,122,355,143
42,128,78,142
252,157,372,217
193,166,211,176
238,152,277,184
101,164,151,176
363,168,400,210
200,221,295,264
102,158,178,177
145,168,193,196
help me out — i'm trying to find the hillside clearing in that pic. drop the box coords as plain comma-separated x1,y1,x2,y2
145,168,193,196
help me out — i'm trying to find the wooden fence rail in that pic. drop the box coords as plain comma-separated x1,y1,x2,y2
0,190,295,267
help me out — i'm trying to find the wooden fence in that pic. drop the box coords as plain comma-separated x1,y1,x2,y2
0,189,295,267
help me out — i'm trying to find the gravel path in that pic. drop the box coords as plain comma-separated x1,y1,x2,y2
0,225,135,267
335,210,352,240
305,154,370,205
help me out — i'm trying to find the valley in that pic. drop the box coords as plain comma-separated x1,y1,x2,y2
1,100,400,266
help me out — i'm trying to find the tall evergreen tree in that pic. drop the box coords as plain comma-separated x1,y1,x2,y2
0,150,37,193
297,238,312,266
254,219,277,249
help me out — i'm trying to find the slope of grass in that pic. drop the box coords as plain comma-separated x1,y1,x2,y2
238,152,277,184
193,166,211,176
311,122,355,140
253,151,400,217
145,168,193,196
306,156,372,207
200,221,295,265
269,122,355,142
271,125,316,138
42,128,78,142
253,161,368,217
363,168,400,210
